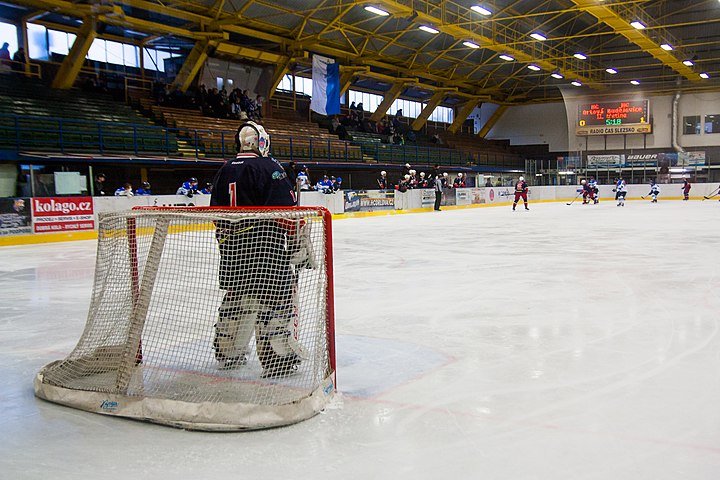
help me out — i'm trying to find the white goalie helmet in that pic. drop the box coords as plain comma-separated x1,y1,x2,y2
236,121,270,157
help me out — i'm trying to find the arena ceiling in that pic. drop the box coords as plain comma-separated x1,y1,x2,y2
4,0,720,105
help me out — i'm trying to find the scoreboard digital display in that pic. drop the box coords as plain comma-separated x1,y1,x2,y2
576,100,651,136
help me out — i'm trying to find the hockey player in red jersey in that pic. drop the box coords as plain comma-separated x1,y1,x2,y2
580,179,595,205
681,179,692,200
512,176,529,211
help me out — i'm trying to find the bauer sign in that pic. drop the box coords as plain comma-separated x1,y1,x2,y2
32,197,95,233
576,100,651,136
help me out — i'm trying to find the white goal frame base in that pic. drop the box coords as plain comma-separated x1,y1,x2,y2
35,365,334,431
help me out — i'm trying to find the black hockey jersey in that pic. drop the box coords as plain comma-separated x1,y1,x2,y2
210,153,296,207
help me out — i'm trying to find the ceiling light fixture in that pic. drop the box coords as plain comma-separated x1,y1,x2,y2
527,65,541,71
630,20,646,29
630,80,640,85
418,25,439,34
499,54,514,61
571,81,582,87
700,72,710,79
364,6,389,16
463,41,480,49
530,33,547,41
471,5,492,16
660,43,673,51
606,68,618,74
551,72,564,79
574,53,587,60
683,60,694,66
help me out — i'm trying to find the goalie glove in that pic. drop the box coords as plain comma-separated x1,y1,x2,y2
289,223,317,269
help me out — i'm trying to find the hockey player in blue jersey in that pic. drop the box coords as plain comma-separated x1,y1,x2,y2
135,182,152,195
210,120,312,378
613,178,627,206
177,177,199,197
647,180,660,203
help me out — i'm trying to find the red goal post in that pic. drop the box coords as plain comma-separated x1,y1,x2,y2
34,205,336,431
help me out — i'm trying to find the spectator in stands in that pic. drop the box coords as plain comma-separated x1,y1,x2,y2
115,183,134,196
253,95,264,120
485,178,493,187
11,48,26,72
0,42,10,68
453,173,466,188
406,130,417,142
495,178,503,187
94,173,107,196
377,170,390,190
135,182,152,195
200,183,213,194
330,116,341,133
349,101,357,110
392,131,404,145
177,177,200,197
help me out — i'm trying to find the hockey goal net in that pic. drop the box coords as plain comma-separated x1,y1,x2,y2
34,206,335,431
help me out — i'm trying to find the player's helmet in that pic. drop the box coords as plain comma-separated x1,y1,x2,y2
336,177,342,182
519,176,524,181
381,170,386,175
404,174,410,180
420,172,425,177
235,121,270,156
142,182,150,188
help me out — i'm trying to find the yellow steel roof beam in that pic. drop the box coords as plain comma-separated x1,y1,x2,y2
370,0,600,89
570,0,698,82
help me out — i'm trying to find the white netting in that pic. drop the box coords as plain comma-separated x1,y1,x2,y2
34,207,335,431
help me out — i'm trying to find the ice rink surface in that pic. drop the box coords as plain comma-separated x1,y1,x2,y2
2,199,720,479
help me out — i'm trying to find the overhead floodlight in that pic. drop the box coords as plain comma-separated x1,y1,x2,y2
630,20,646,29
364,6,389,16
606,68,618,74
574,53,587,60
527,65,541,71
499,54,514,61
471,5,492,15
463,41,480,49
630,80,640,85
419,25,439,34
530,33,547,41
700,72,710,79
660,43,673,51
551,72,564,79
571,81,582,87
683,60,694,66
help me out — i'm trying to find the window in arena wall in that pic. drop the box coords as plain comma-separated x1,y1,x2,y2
704,115,720,134
683,115,701,135
0,21,19,57
27,23,48,60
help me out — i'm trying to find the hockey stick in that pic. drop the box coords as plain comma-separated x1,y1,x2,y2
566,192,582,205
703,187,720,200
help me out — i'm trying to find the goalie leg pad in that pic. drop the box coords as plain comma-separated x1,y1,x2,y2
255,311,304,378
214,293,263,366
289,223,318,270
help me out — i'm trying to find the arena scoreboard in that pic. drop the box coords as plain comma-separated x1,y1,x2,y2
576,100,651,136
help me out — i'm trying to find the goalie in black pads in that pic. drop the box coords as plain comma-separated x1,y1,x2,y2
210,120,314,378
